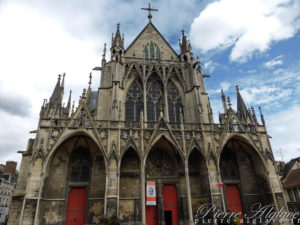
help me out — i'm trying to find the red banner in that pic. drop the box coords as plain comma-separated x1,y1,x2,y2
146,181,156,205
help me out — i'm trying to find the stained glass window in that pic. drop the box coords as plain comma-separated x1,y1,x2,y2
70,147,90,182
167,81,183,122
144,46,148,60
156,48,160,62
150,42,155,59
147,74,164,121
125,79,143,121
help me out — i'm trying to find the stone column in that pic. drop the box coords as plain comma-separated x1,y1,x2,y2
105,157,119,217
207,157,225,221
185,161,194,225
141,160,146,225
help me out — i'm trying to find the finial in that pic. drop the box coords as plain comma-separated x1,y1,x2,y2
81,88,87,99
236,85,239,91
58,74,61,81
221,89,225,96
259,106,265,125
227,96,232,109
71,101,75,114
89,73,92,88
117,22,120,30
182,29,185,36
102,43,106,59
141,3,158,23
197,56,200,63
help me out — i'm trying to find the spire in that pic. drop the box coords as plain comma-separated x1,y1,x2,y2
141,3,158,23
102,43,106,60
111,23,124,49
50,74,62,104
227,96,232,109
259,106,265,125
88,72,92,89
179,29,191,54
236,85,248,122
61,73,65,89
221,89,228,113
251,106,258,125
67,90,72,108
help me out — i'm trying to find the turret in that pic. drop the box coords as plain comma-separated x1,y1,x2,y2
179,30,194,63
236,85,255,124
40,74,71,119
111,23,124,63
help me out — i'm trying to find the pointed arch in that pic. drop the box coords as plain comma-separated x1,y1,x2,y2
119,147,141,223
144,46,149,60
218,135,274,218
167,80,183,123
125,78,144,121
156,47,160,62
146,73,164,122
188,148,211,216
150,41,154,59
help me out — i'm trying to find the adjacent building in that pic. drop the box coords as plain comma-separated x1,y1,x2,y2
0,162,17,225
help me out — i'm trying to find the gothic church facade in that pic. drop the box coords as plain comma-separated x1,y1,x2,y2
8,9,288,225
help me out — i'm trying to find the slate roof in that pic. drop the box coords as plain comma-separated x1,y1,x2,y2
282,168,300,188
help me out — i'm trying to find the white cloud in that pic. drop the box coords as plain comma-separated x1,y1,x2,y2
190,0,300,62
267,105,300,162
240,86,292,105
203,60,219,73
263,55,283,69
220,81,231,92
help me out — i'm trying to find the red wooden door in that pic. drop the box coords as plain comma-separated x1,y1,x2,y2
162,185,179,225
66,188,87,225
225,185,244,221
146,205,158,225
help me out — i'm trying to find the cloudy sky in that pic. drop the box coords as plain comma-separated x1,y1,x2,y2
0,0,300,167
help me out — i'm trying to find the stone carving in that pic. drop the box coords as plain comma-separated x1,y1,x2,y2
146,149,177,177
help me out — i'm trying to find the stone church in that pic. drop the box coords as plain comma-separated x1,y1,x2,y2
8,5,288,225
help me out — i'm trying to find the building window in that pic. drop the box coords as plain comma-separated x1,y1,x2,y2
156,48,160,62
147,74,164,122
167,81,183,123
69,147,90,182
150,42,154,59
144,46,148,61
293,188,299,201
125,79,143,121
144,42,160,62
288,189,294,201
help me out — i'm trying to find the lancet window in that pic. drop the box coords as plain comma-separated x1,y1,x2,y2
167,81,183,122
125,79,143,121
144,41,160,62
69,147,90,182
147,74,164,122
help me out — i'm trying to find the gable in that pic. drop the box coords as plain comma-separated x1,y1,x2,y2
125,23,179,61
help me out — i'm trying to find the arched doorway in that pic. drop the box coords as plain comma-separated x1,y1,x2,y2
188,149,211,218
219,137,273,223
119,148,141,223
145,137,185,225
41,135,106,225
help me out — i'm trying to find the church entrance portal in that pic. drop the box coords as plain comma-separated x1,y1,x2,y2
66,188,87,225
145,137,183,225
146,184,179,225
162,185,179,225
225,185,244,221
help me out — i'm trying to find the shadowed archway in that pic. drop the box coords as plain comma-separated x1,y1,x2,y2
219,136,273,224
41,135,106,225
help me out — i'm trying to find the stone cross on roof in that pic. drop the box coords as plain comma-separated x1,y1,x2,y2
141,3,158,23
